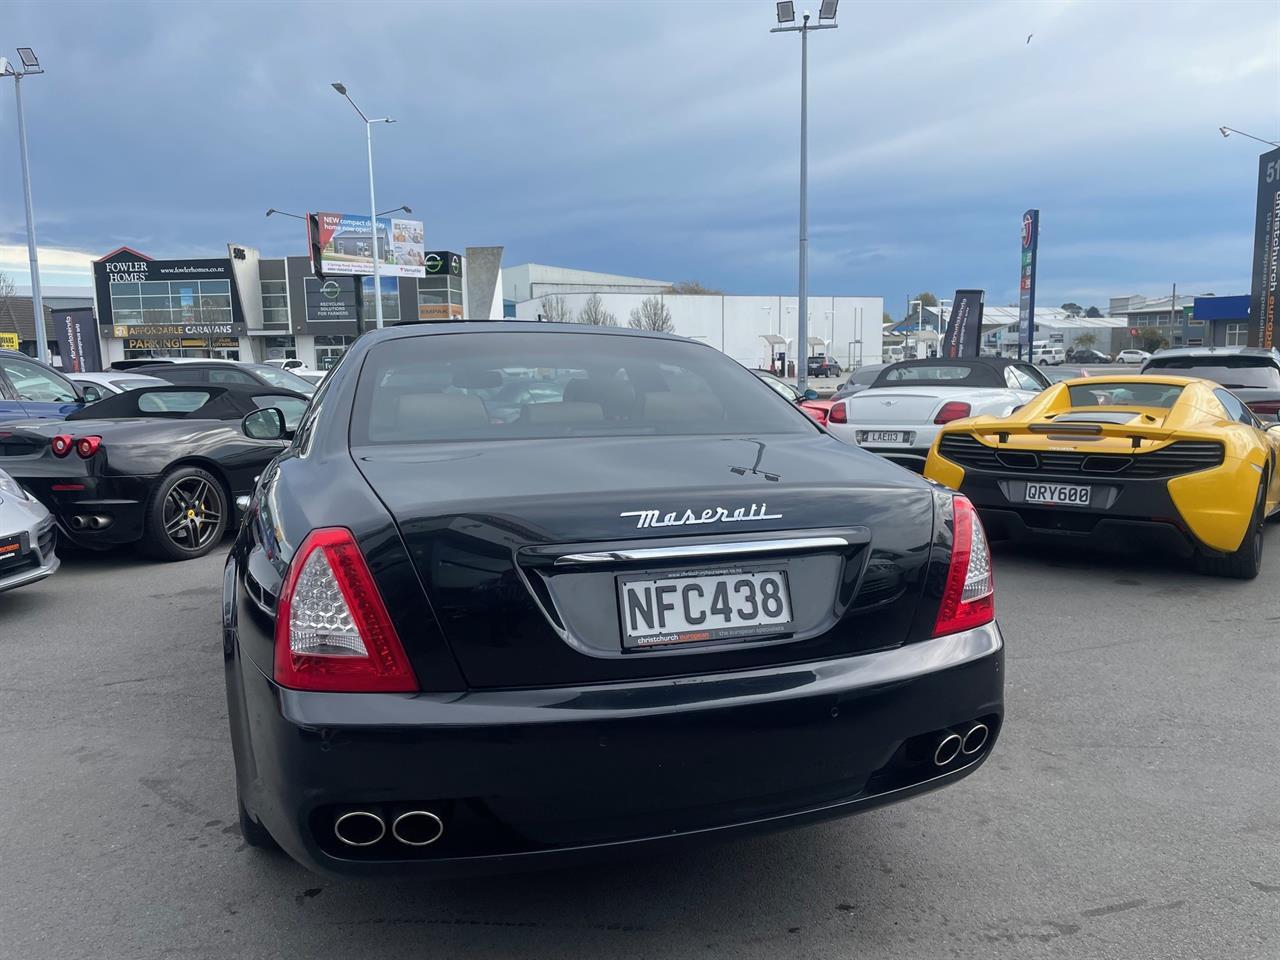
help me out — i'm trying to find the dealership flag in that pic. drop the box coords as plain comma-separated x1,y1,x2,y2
943,289,985,358
1249,147,1280,348
1018,209,1040,356
53,308,102,373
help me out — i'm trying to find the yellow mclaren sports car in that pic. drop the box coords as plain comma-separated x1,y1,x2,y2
924,375,1280,578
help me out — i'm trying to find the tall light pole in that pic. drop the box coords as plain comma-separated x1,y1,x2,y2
772,1,838,391
2,49,48,362
1219,126,1280,148
331,82,395,329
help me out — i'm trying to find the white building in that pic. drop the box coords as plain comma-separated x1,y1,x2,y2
503,264,671,303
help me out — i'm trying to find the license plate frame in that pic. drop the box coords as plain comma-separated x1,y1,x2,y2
617,564,794,650
1024,481,1092,506
857,430,911,445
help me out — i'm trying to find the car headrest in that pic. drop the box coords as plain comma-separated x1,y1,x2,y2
562,378,637,417
520,401,604,425
640,391,723,421
388,393,489,441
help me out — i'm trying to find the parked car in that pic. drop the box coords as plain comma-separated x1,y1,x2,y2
1115,348,1152,365
224,322,1003,874
1067,347,1112,364
67,371,169,404
825,358,1051,471
264,358,311,372
1031,344,1066,366
807,355,842,378
1139,346,1280,417
0,384,308,560
926,374,1280,578
0,348,84,424
0,467,59,593
131,360,317,397
751,369,834,425
831,363,888,400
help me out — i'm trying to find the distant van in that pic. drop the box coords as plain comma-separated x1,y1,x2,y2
883,345,905,363
1032,344,1066,366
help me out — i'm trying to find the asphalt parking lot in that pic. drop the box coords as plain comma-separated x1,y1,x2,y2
2,538,1277,960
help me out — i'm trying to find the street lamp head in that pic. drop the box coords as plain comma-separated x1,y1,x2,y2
331,82,347,95
1219,126,1231,138
776,1,795,23
818,0,838,20
266,208,277,218
16,47,38,70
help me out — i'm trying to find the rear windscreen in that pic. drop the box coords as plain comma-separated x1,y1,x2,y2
1068,383,1184,408
350,332,815,444
1143,356,1280,389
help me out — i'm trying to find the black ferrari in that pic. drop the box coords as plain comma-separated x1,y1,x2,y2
0,384,308,560
223,323,1004,876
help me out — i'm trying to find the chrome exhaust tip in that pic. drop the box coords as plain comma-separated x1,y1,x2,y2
333,810,386,847
68,516,86,530
933,732,962,767
391,810,444,847
961,722,990,756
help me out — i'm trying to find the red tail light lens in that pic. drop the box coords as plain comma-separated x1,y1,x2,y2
933,496,995,637
274,528,418,693
934,401,972,425
828,402,848,424
75,436,101,459
50,434,73,458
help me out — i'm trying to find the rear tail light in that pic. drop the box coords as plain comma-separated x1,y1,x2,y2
50,434,73,458
934,401,972,424
1248,400,1280,417
828,401,847,424
933,496,995,637
75,436,101,459
274,527,418,693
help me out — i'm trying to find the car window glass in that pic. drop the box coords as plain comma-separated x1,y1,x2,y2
138,390,213,413
252,395,308,432
883,365,973,382
1067,382,1183,408
251,365,314,392
1012,365,1047,390
0,357,78,403
1213,388,1255,425
1144,357,1280,389
352,332,813,444
209,368,258,385
111,379,154,392
756,374,799,402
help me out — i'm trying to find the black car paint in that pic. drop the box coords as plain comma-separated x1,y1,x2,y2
223,323,1004,876
0,415,289,547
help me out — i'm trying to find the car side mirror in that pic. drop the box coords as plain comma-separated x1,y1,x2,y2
242,407,287,441
802,388,819,401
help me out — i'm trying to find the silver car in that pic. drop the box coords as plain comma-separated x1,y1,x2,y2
0,468,58,593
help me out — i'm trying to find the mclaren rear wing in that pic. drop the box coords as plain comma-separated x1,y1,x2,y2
972,420,1179,450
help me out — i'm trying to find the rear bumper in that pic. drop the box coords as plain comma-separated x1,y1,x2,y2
25,476,153,547
228,622,1004,877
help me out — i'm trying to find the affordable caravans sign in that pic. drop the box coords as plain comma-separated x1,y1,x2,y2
308,212,425,278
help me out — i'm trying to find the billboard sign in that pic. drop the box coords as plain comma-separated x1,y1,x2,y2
0,333,17,351
1018,209,1040,357
1249,147,1280,348
943,289,985,358
308,212,425,278
303,277,360,322
53,308,103,372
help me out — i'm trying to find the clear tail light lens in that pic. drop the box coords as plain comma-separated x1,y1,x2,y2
933,496,995,637
50,434,73,457
934,401,972,424
828,401,847,424
274,528,418,692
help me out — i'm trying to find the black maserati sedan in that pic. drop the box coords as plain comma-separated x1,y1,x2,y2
224,323,1004,877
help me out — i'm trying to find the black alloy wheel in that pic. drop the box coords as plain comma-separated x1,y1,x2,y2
1195,478,1265,580
141,466,228,561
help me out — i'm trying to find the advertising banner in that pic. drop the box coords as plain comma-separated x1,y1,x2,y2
1018,209,1040,357
0,333,17,350
308,212,425,278
1249,147,1280,348
943,289,985,358
53,308,103,372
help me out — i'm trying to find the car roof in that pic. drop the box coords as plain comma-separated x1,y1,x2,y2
64,383,308,422
68,371,168,383
365,320,692,344
1146,346,1280,360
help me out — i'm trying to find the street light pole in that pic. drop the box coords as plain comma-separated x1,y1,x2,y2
772,3,837,392
1219,126,1280,148
2,50,48,362
332,83,395,329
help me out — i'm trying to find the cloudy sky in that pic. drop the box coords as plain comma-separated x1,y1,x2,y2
2,0,1278,316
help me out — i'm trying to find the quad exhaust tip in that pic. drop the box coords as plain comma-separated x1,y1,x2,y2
391,810,445,847
333,810,386,847
962,722,989,756
933,733,962,767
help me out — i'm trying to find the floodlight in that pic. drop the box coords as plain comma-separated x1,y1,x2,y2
776,2,795,23
818,0,838,20
1219,126,1230,138
16,48,38,69
331,82,347,95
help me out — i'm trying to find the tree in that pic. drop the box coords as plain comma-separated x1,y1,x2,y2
539,294,572,323
628,296,675,333
666,280,723,295
883,310,893,325
1073,332,1097,351
577,293,617,327
914,291,938,308
1085,306,1103,318
1138,329,1167,352
1060,302,1084,317
0,269,18,338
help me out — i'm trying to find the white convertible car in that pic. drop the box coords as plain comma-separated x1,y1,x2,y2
825,358,1051,471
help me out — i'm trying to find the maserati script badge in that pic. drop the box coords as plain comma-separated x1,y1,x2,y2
620,503,782,530
880,398,897,406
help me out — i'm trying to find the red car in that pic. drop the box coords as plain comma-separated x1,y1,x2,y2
752,370,835,425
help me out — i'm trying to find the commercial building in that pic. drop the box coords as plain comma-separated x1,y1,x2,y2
1191,295,1251,347
503,263,671,303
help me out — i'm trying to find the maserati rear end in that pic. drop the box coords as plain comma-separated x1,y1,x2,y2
223,323,1004,877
